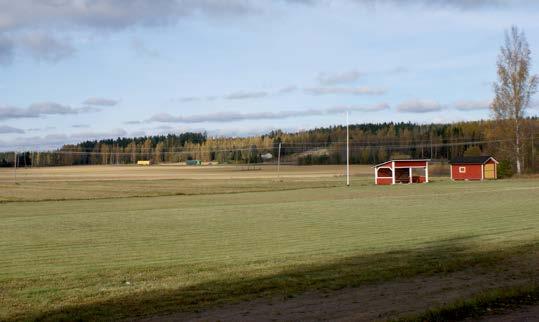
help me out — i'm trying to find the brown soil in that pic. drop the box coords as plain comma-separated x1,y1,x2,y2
139,252,538,322
475,305,539,321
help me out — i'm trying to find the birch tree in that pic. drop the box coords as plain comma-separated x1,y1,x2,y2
492,26,538,174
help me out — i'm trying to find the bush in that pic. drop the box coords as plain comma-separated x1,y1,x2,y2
497,160,514,178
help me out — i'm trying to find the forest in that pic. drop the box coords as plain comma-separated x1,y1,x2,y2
1,119,538,173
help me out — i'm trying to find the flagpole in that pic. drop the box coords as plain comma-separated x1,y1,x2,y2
346,111,350,186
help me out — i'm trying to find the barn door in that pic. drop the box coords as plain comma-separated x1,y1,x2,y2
484,163,495,179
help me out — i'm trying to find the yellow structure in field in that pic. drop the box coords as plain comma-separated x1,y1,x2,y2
137,160,151,166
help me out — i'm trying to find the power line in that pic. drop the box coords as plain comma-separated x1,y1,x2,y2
12,136,536,156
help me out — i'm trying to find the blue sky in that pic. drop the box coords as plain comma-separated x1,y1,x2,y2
1,0,539,150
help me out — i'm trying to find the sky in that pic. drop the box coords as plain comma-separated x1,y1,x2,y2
1,0,539,151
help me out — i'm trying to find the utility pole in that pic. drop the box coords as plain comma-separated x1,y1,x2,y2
346,111,350,186
277,142,282,180
13,151,17,184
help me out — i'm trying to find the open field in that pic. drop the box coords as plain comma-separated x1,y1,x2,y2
0,164,365,202
0,165,538,321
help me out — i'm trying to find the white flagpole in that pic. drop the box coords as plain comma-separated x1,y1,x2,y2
14,151,17,184
346,111,350,187
277,142,281,179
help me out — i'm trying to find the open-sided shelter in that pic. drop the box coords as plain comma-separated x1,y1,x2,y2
449,156,498,180
374,159,430,185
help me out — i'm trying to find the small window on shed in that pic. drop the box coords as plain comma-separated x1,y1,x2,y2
459,166,466,173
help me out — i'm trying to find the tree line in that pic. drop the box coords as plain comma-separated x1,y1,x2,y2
1,119,537,173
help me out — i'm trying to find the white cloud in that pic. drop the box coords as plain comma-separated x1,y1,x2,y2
0,35,14,64
147,103,390,123
178,96,200,102
276,85,298,94
18,32,74,62
0,0,259,64
332,0,514,11
0,125,25,134
0,1,259,33
304,86,386,96
454,99,491,111
179,86,298,102
83,97,119,106
317,70,361,85
0,128,130,151
224,90,268,100
396,99,444,113
327,103,390,113
0,102,100,120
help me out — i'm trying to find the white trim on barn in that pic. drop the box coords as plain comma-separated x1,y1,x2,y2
481,164,484,181
391,161,396,184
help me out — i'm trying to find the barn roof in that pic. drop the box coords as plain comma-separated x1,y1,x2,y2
449,156,498,164
373,159,430,168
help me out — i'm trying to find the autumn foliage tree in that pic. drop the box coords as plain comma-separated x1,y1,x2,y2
491,26,538,174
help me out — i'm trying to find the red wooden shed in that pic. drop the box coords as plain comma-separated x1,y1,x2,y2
449,156,498,180
374,159,430,185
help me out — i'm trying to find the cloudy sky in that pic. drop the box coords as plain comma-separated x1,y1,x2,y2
1,0,539,150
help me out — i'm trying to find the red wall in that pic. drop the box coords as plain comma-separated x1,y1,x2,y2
451,164,482,180
376,178,392,185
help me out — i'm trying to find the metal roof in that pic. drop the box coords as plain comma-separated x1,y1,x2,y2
449,156,498,164
373,159,431,168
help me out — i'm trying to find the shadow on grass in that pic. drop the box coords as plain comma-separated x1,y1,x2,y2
23,238,538,322
398,284,539,322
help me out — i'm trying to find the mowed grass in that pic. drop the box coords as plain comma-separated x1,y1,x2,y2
0,164,360,202
0,166,538,320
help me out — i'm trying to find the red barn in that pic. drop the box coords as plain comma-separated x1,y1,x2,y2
449,156,498,181
374,159,430,185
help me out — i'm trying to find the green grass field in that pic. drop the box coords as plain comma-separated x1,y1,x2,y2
0,165,538,321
